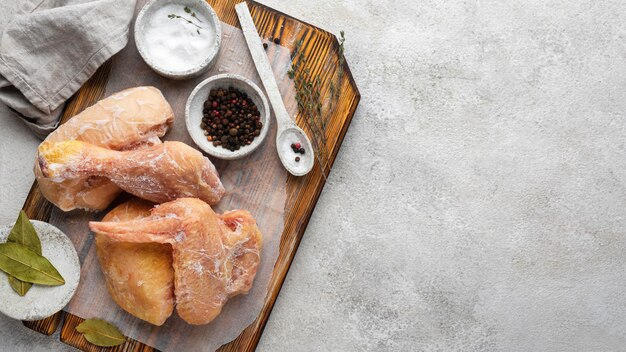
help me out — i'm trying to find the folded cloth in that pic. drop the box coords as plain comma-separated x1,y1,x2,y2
0,0,137,138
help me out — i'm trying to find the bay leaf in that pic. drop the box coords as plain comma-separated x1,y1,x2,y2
0,242,64,286
7,210,42,253
6,210,41,295
76,319,126,347
8,275,33,296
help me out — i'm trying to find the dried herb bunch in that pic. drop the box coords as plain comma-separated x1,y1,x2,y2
329,31,345,104
286,31,346,174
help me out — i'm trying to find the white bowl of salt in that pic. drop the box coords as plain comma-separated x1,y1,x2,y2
135,0,222,79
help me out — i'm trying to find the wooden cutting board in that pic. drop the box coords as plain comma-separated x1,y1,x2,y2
20,0,360,351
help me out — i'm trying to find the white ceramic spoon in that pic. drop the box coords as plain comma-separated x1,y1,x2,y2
236,2,314,176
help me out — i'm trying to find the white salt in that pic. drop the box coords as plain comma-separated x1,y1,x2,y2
144,4,215,72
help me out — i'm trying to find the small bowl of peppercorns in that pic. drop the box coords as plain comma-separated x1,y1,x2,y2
185,73,270,160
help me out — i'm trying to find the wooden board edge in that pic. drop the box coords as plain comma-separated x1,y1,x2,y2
211,0,361,101
60,313,159,352
22,312,64,336
228,75,361,351
249,0,362,101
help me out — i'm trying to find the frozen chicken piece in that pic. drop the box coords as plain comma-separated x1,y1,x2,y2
89,198,263,325
219,209,264,297
95,199,174,326
38,140,225,205
34,86,174,211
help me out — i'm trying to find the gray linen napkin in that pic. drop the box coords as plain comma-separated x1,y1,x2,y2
0,0,137,138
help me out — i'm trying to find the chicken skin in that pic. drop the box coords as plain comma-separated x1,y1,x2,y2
35,86,174,211
37,140,225,205
94,199,174,326
89,198,263,325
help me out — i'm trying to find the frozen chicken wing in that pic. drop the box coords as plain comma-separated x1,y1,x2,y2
89,198,263,325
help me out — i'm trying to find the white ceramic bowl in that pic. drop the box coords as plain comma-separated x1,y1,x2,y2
135,0,222,79
185,74,270,160
0,220,80,321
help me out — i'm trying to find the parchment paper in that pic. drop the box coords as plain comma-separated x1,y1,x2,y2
50,3,299,350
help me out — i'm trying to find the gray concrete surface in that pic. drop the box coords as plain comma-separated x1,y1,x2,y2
1,0,626,351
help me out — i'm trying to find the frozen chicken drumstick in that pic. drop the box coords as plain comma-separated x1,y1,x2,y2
34,86,174,212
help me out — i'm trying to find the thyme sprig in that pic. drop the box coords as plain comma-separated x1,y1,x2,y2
329,30,345,111
287,40,327,172
286,31,347,175
168,7,203,34
184,6,203,23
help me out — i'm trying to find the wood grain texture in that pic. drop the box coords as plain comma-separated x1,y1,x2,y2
61,315,158,352
22,311,63,336
21,1,359,351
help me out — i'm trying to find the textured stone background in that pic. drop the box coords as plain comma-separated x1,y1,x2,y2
1,0,626,351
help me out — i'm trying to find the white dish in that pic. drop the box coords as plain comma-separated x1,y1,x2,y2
0,220,80,321
185,73,270,160
135,0,222,79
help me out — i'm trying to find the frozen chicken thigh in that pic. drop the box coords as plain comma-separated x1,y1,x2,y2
94,199,175,326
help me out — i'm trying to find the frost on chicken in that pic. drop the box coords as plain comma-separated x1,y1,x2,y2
34,86,175,211
90,198,263,325
94,199,175,326
38,140,225,205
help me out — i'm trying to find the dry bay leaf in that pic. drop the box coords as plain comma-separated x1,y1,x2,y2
76,319,126,347
9,275,33,296
0,242,64,286
7,210,42,253
6,210,42,295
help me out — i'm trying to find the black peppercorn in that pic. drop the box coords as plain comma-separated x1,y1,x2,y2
273,38,280,44
263,42,268,49
201,86,263,151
